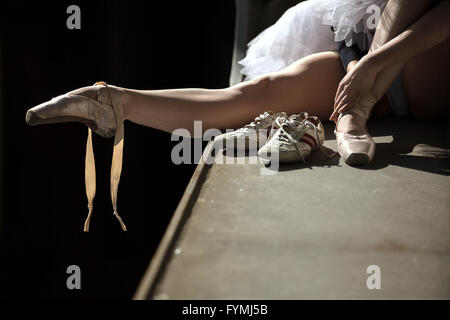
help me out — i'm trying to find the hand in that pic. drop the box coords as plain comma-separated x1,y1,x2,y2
330,56,380,122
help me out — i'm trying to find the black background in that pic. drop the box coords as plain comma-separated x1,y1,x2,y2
0,1,235,299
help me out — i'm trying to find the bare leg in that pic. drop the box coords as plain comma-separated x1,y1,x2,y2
367,0,435,102
118,51,345,134
337,0,435,133
402,36,450,118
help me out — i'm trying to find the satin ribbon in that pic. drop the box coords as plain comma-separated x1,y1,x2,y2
84,82,127,232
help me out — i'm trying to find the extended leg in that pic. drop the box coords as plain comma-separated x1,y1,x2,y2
27,51,346,136
119,51,345,134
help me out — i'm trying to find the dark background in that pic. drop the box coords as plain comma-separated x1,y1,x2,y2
0,1,235,299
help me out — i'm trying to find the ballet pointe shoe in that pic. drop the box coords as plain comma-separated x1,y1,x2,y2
334,108,375,166
26,84,118,138
25,82,128,232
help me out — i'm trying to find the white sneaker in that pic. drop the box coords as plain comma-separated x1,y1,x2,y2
213,111,286,151
258,112,335,163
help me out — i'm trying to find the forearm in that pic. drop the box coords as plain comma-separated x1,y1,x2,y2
367,1,450,70
346,60,359,73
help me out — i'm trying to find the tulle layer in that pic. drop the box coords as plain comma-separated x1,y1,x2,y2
239,0,388,80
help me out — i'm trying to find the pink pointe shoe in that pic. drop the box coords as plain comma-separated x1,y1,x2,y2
334,108,375,166
25,82,127,232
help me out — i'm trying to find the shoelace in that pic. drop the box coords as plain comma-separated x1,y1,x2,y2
273,115,337,163
274,116,308,163
84,82,127,232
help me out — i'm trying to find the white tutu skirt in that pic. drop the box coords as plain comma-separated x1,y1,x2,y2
239,0,388,80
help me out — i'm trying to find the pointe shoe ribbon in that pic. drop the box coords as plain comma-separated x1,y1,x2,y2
334,107,375,166
84,82,127,232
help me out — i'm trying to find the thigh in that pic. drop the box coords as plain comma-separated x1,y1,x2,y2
236,51,345,121
235,51,391,121
402,37,450,119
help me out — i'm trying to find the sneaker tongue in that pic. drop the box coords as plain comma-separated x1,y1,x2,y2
283,115,302,131
288,114,302,122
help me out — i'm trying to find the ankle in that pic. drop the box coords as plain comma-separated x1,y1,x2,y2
336,112,367,135
102,85,130,120
118,88,132,120
355,95,377,120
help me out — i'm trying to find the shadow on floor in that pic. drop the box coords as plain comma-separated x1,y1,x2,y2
357,117,450,176
219,117,450,175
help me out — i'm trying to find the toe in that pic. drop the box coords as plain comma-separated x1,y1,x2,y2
25,109,41,126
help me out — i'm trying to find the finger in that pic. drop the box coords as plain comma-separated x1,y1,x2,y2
337,102,351,115
329,112,338,123
329,108,340,122
335,93,352,115
334,79,348,103
339,93,360,114
338,84,359,109
330,109,341,123
339,92,360,113
331,94,354,121
335,84,355,104
334,84,352,109
336,94,353,111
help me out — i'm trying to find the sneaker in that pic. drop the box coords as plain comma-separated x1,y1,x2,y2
258,112,335,163
213,111,286,151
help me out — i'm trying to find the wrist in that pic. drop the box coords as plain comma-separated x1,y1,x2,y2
362,53,383,72
346,60,359,73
